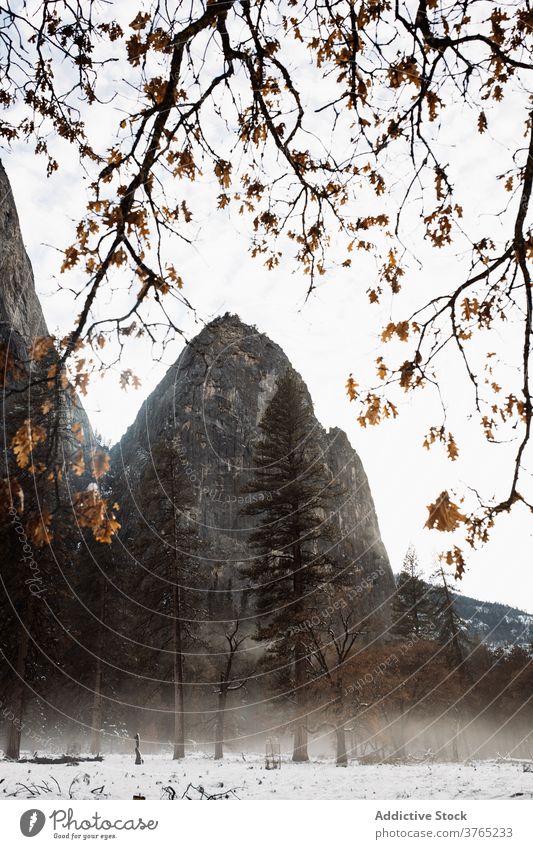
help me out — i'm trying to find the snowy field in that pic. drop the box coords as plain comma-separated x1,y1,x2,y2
1,754,532,800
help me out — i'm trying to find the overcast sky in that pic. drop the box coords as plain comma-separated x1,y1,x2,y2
2,4,532,612
4,144,530,614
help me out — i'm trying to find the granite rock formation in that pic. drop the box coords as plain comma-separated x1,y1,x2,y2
0,162,92,482
0,160,394,626
0,163,48,340
112,314,396,625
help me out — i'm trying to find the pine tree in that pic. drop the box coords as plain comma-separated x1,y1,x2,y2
432,565,470,668
432,564,472,761
134,431,200,760
241,369,337,762
391,546,438,640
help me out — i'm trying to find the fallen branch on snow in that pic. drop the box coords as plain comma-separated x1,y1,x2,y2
4,754,103,766
181,782,240,800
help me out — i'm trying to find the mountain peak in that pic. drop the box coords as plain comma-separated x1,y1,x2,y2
195,312,264,345
113,312,395,629
206,311,252,330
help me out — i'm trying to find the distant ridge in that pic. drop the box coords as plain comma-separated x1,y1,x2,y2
454,594,533,648
393,571,533,648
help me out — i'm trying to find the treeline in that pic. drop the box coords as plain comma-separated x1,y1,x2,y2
345,549,533,762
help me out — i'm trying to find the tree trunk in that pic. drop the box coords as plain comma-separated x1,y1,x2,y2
90,579,106,755
293,714,309,762
214,685,227,760
334,681,348,765
172,580,185,760
335,725,348,766
292,543,309,763
455,709,468,762
449,710,459,762
89,656,103,756
395,705,407,761
292,636,309,761
5,595,34,760
169,451,186,762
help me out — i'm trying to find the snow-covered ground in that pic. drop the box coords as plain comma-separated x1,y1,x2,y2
1,754,532,800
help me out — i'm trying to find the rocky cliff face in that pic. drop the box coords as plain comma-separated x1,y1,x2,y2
112,314,395,625
0,162,47,342
0,163,92,482
0,162,52,486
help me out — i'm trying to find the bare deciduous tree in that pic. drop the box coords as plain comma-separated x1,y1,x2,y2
0,0,532,565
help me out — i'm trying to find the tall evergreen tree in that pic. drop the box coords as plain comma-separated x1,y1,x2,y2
241,369,337,762
134,432,200,760
432,564,472,761
432,565,470,669
391,546,438,640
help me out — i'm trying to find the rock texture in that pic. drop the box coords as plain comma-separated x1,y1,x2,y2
0,161,47,341
0,163,92,480
112,314,395,624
